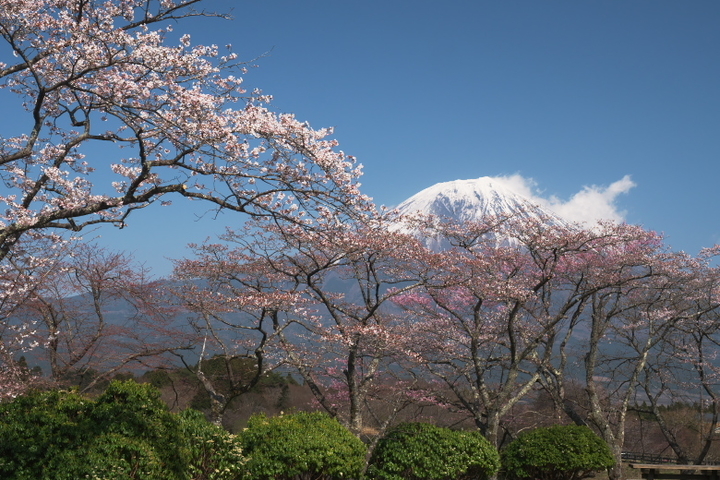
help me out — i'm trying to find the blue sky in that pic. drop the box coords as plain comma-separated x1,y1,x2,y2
6,1,720,276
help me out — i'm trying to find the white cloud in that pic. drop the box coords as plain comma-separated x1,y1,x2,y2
492,174,636,225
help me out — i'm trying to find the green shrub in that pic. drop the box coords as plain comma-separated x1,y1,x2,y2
367,422,500,480
0,388,93,479
240,411,366,480
501,425,615,480
0,380,245,480
179,409,246,480
88,380,191,479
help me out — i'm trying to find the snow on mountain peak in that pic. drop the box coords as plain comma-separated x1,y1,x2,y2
393,177,567,251
395,177,554,222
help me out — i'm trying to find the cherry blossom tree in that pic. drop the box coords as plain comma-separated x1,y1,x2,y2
0,233,70,399
538,231,720,479
0,0,367,398
176,214,431,442
0,0,366,258
635,253,720,464
393,215,674,454
272,218,428,440
172,239,304,426
15,243,191,391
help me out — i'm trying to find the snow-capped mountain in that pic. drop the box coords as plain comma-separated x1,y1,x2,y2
393,177,568,250
396,177,552,221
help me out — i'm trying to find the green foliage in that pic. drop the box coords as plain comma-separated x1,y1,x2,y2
142,369,175,389
187,356,295,411
0,388,92,479
15,355,42,379
87,380,191,479
367,422,500,480
501,425,615,480
0,380,245,480
240,411,366,480
190,386,214,410
179,409,246,480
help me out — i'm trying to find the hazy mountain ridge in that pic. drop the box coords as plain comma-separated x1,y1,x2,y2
19,177,574,369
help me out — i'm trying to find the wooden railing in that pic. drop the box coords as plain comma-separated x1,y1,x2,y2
623,453,678,464
622,452,720,466
630,463,720,480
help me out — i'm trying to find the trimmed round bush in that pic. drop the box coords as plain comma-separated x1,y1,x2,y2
240,411,366,480
179,409,246,480
0,380,245,480
367,422,500,480
501,424,615,480
0,387,94,479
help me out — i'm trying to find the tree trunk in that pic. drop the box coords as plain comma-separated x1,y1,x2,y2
195,370,225,426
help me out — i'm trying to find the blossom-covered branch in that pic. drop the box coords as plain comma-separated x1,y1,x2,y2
0,0,368,261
